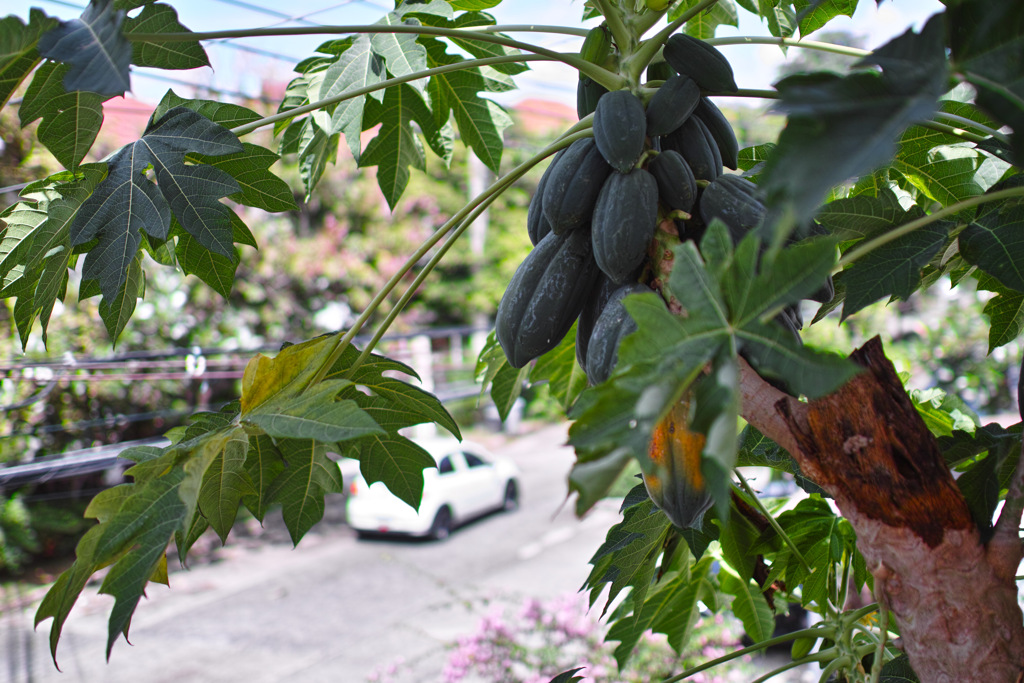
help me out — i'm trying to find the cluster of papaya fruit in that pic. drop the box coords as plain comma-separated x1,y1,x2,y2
494,29,822,531
496,29,774,387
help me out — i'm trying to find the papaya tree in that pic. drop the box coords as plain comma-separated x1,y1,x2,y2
1,0,1023,680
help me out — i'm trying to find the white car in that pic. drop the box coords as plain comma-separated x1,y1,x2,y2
344,437,520,540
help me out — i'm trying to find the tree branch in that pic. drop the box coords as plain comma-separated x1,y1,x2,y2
990,436,1024,580
737,354,804,457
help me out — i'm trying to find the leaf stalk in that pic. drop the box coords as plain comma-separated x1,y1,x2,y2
836,186,1024,271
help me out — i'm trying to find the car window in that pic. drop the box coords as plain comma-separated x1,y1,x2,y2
463,452,488,468
438,455,455,474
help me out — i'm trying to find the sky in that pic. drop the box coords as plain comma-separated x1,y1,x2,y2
7,0,946,110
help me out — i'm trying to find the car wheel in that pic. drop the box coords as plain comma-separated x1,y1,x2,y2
429,507,453,541
502,480,519,512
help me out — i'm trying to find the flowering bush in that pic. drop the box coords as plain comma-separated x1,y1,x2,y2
439,593,750,683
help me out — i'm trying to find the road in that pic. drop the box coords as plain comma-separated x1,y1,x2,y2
1,423,623,683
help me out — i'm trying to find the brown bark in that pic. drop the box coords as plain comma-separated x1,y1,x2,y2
739,337,1024,682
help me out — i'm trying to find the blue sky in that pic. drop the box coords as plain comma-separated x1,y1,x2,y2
8,0,945,107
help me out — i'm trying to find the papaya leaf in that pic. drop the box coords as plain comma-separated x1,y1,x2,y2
959,177,1024,293
174,230,238,299
671,0,739,40
153,90,262,129
371,12,429,92
350,433,436,510
327,343,460,439
95,252,142,342
240,329,335,413
547,670,584,683
606,554,712,669
423,37,510,174
0,166,106,346
0,9,58,108
191,143,298,213
760,16,948,238
719,567,776,644
70,107,243,304
243,380,383,443
360,82,451,208
793,0,857,37
266,439,344,544
19,62,106,170
880,654,920,682
36,0,132,97
241,434,286,522
122,2,208,70
840,218,951,318
977,274,1024,351
440,12,529,76
317,33,385,159
196,427,254,542
582,498,672,617
476,332,529,422
815,188,906,241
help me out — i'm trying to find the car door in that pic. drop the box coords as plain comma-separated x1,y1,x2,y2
460,450,502,515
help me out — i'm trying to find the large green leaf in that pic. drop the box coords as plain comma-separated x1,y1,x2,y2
815,188,906,241
196,427,254,542
351,433,436,510
241,434,286,522
193,143,298,213
423,37,510,174
36,0,132,97
959,177,1024,293
266,439,345,544
244,380,383,443
70,107,243,304
669,0,738,39
123,2,208,70
977,274,1024,351
0,166,106,346
582,497,673,617
318,34,385,160
371,12,429,91
719,568,775,643
529,321,587,413
760,16,948,238
606,554,712,669
793,0,857,37
0,9,57,108
19,62,106,170
359,83,448,208
840,218,950,318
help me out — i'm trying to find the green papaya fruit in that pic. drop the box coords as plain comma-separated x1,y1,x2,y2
663,33,738,93
592,168,659,283
593,90,648,173
585,282,650,385
648,149,697,213
495,229,601,368
645,74,701,138
541,138,612,235
694,97,739,170
698,174,766,243
662,116,720,181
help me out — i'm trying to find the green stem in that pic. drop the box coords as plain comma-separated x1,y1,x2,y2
230,53,554,137
707,36,870,59
632,0,721,79
129,24,622,87
933,112,1009,142
733,470,814,576
320,125,594,382
868,608,890,683
835,186,1024,270
592,0,632,59
750,652,836,683
816,656,850,683
843,603,880,625
660,626,837,682
918,119,988,144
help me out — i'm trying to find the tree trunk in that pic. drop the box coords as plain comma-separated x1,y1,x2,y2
740,337,1024,682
